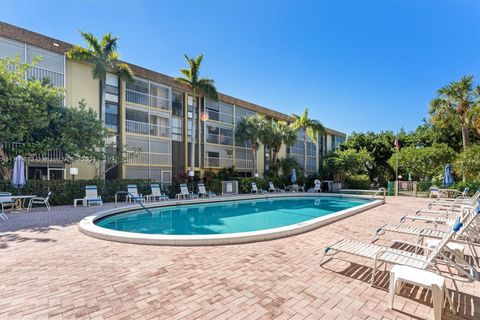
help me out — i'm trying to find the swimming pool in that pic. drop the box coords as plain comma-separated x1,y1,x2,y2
80,194,383,245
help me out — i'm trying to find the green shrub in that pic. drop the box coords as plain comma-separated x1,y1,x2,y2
452,181,480,196
345,175,371,189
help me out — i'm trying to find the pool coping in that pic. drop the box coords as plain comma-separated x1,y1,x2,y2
78,193,384,246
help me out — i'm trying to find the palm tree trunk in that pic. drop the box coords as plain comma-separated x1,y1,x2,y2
190,87,196,175
461,123,469,151
99,79,106,180
303,131,308,177
252,146,256,177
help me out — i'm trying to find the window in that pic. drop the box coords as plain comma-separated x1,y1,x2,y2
172,91,183,116
206,124,233,145
150,140,170,154
171,117,183,141
105,102,118,132
126,109,148,123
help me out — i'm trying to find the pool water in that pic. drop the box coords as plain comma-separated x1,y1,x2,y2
95,197,370,235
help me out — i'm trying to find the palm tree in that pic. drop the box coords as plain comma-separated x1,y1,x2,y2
175,54,218,176
260,121,297,175
290,108,325,177
236,115,268,177
66,31,133,179
429,75,480,151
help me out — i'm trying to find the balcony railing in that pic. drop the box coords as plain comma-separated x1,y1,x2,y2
26,66,64,88
125,120,170,138
4,142,64,162
204,157,234,168
235,159,254,170
206,133,234,146
125,89,170,111
126,151,171,166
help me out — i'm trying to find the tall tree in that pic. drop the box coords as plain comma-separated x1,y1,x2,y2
260,121,297,175
175,54,218,176
0,57,107,178
429,75,480,151
290,108,325,176
236,115,268,177
66,31,133,179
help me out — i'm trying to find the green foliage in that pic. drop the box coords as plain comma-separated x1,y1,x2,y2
175,54,218,100
454,144,480,180
237,178,268,193
235,115,268,174
451,180,480,195
260,121,297,175
0,57,107,178
388,144,456,180
345,174,371,189
323,149,373,183
278,157,302,177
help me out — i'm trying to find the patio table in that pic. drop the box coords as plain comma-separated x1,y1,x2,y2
10,195,36,212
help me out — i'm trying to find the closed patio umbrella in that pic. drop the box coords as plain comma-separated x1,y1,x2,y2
12,155,26,192
291,169,297,184
443,164,454,188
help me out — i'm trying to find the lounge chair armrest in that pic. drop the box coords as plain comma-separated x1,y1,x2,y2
375,248,435,267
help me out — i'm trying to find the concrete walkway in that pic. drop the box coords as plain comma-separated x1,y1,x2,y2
0,197,478,319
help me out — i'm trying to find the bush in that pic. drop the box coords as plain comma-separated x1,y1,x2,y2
237,178,267,193
345,175,371,189
452,181,480,195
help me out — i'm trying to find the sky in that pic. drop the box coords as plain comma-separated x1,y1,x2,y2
1,0,479,134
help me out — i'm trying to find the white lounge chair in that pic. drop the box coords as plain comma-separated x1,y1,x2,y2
251,182,266,194
428,190,479,210
146,184,169,202
313,180,321,193
126,185,145,203
83,186,103,206
268,182,284,193
319,212,479,286
27,191,52,212
198,183,216,198
176,183,198,199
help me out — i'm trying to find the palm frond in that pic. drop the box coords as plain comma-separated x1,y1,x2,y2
80,31,102,54
101,32,119,56
114,62,134,82
66,46,95,62
197,78,218,100
174,77,192,86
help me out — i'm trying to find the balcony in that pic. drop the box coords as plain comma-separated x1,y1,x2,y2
125,89,170,111
206,133,234,146
125,120,170,138
4,142,64,162
126,151,171,166
26,66,64,88
235,159,254,170
204,157,234,168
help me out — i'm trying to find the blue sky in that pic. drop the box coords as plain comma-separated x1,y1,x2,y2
2,0,479,134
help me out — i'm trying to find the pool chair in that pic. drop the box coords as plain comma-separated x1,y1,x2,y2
198,183,216,198
146,184,169,202
373,205,480,267
251,182,266,194
313,180,321,193
268,182,284,193
27,192,52,212
428,190,479,210
400,200,477,225
126,185,145,203
429,186,442,199
83,186,103,206
320,211,479,287
176,183,198,200
0,192,14,220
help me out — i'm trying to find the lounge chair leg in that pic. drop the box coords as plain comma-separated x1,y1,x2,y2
319,247,334,266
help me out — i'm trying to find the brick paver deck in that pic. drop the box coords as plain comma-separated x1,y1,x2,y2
0,197,478,319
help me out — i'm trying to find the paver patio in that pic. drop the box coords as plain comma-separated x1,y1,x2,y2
0,197,478,320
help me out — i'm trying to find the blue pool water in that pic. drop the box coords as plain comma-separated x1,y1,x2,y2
95,197,370,235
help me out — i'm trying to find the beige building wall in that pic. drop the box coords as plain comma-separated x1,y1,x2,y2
65,60,99,114
65,59,100,179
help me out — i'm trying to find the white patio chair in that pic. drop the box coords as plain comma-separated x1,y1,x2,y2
176,183,198,199
313,180,321,193
251,182,266,194
320,210,479,286
146,184,169,202
28,191,52,212
268,182,284,193
126,185,145,203
84,186,103,206
0,192,13,220
198,183,216,198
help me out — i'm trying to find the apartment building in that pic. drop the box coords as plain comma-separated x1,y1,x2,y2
0,21,346,182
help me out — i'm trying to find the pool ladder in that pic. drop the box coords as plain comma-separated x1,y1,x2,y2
114,191,153,215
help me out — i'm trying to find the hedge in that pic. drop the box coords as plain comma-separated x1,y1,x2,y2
345,174,371,190
0,174,332,206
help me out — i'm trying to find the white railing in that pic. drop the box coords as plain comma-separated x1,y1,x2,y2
3,142,64,161
204,157,234,168
125,120,170,138
126,151,171,166
26,66,64,88
125,89,170,111
235,159,254,170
